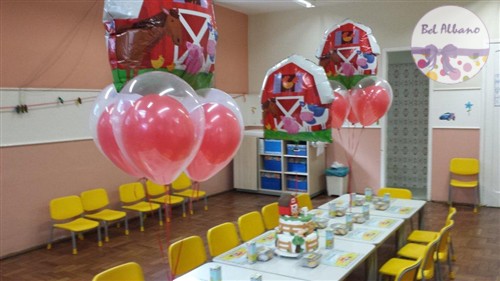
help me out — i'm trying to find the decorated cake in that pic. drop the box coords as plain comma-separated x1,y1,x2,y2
275,194,319,255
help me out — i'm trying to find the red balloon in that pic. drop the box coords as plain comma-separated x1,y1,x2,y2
330,92,350,129
350,85,391,126
187,102,242,182
121,94,196,184
97,104,143,177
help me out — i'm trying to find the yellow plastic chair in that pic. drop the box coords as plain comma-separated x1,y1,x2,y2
379,234,440,281
146,179,186,222
119,182,163,231
448,158,480,213
261,202,279,230
237,211,265,242
168,235,207,276
377,187,413,199
407,207,457,262
171,172,208,215
47,195,102,255
398,220,456,280
380,258,422,281
92,262,145,281
207,222,240,257
80,188,129,242
296,193,313,210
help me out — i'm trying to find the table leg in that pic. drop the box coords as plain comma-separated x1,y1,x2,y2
418,207,425,229
366,251,377,281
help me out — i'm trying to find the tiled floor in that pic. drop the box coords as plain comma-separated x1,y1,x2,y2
1,190,499,281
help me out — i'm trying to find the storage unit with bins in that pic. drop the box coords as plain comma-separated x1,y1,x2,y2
234,135,326,196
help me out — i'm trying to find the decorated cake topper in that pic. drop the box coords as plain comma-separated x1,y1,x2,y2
103,0,217,91
260,54,334,143
316,19,380,89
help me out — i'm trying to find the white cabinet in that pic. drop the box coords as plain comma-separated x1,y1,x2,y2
234,135,326,196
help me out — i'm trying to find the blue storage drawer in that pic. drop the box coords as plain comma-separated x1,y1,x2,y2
286,176,307,191
264,139,282,154
287,159,307,172
263,156,281,171
286,144,307,156
261,173,282,191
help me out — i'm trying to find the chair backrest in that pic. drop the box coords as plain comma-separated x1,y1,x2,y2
145,180,167,197
49,195,84,220
450,158,479,175
80,188,110,212
261,202,280,230
119,182,146,204
419,234,440,279
92,262,145,281
168,235,207,276
207,222,240,257
437,219,455,255
377,187,412,199
237,211,266,242
296,193,313,210
395,257,421,281
171,172,192,191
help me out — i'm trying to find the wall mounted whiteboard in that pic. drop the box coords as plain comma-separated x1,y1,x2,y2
0,88,100,147
430,88,482,128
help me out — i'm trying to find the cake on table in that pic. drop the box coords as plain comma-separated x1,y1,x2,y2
275,194,319,255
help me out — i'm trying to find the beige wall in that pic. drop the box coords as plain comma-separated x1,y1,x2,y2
0,3,248,257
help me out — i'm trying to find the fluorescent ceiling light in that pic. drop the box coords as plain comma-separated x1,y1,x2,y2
296,0,315,8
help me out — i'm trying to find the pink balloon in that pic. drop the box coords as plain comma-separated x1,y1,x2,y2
350,82,392,126
97,104,143,178
329,81,350,129
121,94,197,184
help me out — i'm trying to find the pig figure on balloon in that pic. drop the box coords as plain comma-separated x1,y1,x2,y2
90,72,244,194
317,19,393,128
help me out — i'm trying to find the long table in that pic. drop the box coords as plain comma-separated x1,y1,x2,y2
317,194,426,229
174,262,304,281
213,230,375,281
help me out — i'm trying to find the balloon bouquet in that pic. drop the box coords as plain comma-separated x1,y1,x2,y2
317,19,393,192
92,4,243,269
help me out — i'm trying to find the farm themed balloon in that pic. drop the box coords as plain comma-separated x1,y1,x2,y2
186,88,244,182
317,19,380,89
90,72,205,185
260,54,334,143
103,0,218,91
349,77,393,126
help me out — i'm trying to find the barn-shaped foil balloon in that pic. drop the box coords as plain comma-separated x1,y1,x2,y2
260,54,333,143
103,0,217,91
316,19,380,89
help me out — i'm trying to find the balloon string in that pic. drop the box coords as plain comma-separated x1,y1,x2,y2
164,184,173,281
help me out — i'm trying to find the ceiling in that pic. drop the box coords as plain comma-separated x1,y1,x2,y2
215,0,325,15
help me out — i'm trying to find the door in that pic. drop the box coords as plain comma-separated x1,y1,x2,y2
384,50,429,200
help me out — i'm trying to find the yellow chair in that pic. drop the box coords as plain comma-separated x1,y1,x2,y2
168,235,207,276
261,202,279,230
47,195,102,255
146,179,186,222
119,182,163,231
379,234,440,281
296,193,313,210
80,188,129,242
171,172,207,215
398,220,456,280
407,207,457,262
377,187,413,199
448,158,480,213
388,258,422,281
237,211,265,242
207,222,240,257
92,262,145,281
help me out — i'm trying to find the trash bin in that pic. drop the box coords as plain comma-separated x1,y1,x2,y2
325,166,349,196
